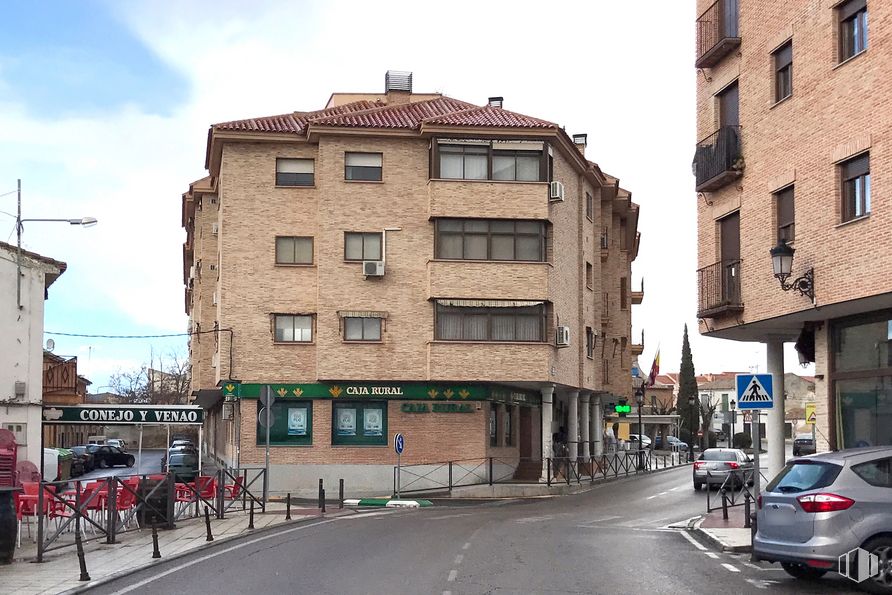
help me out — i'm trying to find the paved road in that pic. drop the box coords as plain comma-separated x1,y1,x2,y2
75,449,165,481
88,464,863,595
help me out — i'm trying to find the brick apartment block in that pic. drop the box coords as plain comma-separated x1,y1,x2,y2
694,0,891,462
182,72,641,496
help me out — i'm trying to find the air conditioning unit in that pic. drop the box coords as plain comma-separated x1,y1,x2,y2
14,381,26,401
550,181,565,202
211,223,219,235
363,260,385,277
556,325,570,346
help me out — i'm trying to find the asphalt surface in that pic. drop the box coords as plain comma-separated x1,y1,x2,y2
75,449,165,481
86,463,864,595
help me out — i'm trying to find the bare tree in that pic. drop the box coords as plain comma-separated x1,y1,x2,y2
698,393,721,449
110,349,191,405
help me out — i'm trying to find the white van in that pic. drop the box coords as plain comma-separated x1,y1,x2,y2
87,435,107,445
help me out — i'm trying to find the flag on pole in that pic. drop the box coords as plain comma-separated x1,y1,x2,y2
646,347,660,387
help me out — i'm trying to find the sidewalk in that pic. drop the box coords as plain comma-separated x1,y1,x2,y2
695,503,753,553
0,502,325,595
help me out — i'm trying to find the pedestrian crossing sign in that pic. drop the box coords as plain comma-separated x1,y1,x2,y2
736,374,774,410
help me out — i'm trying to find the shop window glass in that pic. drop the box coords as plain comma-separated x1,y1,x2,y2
834,316,892,372
255,401,312,446
332,402,387,445
836,376,892,449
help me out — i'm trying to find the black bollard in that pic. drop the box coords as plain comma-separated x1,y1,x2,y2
204,506,214,542
286,493,292,520
721,489,729,520
339,479,344,509
744,494,752,528
321,488,326,513
248,499,255,530
318,479,323,509
75,514,91,582
152,524,161,558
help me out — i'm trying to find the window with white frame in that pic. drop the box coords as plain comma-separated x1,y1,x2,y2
274,314,313,342
345,152,383,181
276,158,314,186
275,236,313,264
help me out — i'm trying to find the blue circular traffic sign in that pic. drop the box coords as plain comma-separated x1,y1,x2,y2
394,433,405,455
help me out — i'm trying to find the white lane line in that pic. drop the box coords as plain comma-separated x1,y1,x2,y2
462,542,471,550
722,563,741,573
742,561,764,570
343,511,393,519
679,530,708,551
111,518,338,594
705,552,719,559
428,513,473,520
646,491,669,500
454,554,464,565
447,569,458,582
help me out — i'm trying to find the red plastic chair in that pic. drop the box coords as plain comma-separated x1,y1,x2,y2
224,476,244,500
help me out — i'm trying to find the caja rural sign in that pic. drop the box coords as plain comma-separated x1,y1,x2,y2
42,405,204,425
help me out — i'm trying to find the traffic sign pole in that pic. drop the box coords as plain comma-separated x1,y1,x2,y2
394,433,405,498
752,409,761,499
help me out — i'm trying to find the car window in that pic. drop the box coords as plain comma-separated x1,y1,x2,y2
766,461,842,493
703,451,737,461
853,458,892,488
169,454,198,466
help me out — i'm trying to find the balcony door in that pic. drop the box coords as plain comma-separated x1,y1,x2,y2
718,81,739,128
720,211,740,304
722,0,739,38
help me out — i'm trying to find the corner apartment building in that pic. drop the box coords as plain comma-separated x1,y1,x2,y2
183,72,641,495
693,0,890,475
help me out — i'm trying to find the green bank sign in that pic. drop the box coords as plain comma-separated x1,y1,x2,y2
231,382,490,401
42,406,204,425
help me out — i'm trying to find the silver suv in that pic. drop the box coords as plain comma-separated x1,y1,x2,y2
754,447,892,592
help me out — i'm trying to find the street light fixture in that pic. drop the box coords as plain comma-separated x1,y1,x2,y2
14,179,97,308
769,239,814,302
635,384,645,470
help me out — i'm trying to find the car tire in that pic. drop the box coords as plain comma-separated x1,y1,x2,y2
860,537,892,594
693,482,702,491
126,456,135,468
98,459,108,469
781,562,827,580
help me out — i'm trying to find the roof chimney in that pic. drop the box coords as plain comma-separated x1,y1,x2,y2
488,96,503,108
572,133,587,156
385,70,412,104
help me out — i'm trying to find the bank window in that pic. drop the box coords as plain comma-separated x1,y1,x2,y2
3,423,26,445
276,158,314,187
505,405,514,446
489,406,498,447
274,314,313,343
256,401,312,446
275,236,313,265
775,186,795,242
773,41,792,102
586,327,595,359
436,219,545,262
344,232,383,261
586,262,594,289
841,153,870,222
435,303,545,342
345,152,383,181
332,402,387,446
838,0,867,62
586,192,593,220
344,317,382,341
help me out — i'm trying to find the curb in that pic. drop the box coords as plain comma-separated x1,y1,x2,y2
343,498,433,508
59,511,349,594
692,517,753,554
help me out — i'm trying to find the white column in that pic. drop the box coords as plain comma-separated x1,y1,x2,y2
766,338,786,480
580,392,591,458
567,390,579,460
592,395,604,456
540,385,554,480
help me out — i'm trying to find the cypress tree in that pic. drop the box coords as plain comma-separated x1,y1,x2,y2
677,324,699,446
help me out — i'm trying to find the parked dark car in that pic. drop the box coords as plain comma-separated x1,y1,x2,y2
167,452,199,481
793,433,817,457
91,445,135,468
71,446,95,472
162,445,198,470
654,436,689,450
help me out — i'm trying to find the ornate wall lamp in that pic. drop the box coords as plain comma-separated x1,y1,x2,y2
769,239,814,304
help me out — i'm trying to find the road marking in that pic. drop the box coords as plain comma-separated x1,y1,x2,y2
110,518,338,594
428,513,473,520
447,569,458,582
646,491,669,500
588,515,623,523
443,591,452,595
342,511,393,519
454,554,464,565
722,563,740,573
741,561,763,570
705,552,719,559
462,542,471,550
679,530,707,551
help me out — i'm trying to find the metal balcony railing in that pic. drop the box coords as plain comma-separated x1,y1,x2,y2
697,259,743,318
693,126,743,192
696,0,740,68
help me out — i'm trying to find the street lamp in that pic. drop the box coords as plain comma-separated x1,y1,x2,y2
730,398,737,448
14,179,97,308
769,239,814,302
632,375,645,470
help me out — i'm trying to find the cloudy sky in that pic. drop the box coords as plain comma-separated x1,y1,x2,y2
0,0,811,390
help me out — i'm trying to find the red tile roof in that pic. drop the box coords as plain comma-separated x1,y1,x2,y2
308,97,476,129
212,96,558,135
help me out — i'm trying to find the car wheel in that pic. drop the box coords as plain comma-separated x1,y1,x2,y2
98,459,108,469
861,537,892,594
126,456,135,468
781,562,827,580
693,482,702,491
